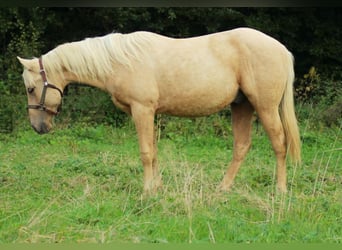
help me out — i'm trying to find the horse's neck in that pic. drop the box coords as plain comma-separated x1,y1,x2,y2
63,71,107,91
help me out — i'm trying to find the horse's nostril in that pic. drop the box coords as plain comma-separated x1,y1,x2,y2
31,123,50,134
40,123,50,134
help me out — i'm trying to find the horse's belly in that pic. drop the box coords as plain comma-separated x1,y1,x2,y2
160,104,227,117
157,84,238,117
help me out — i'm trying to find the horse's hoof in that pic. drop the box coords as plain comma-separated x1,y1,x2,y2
217,182,232,192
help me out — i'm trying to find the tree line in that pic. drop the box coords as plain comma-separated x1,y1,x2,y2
0,7,341,131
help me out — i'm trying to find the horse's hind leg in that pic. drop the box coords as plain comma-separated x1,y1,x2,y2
219,100,254,191
257,107,287,193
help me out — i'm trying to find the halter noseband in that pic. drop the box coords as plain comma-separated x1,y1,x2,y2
27,57,63,116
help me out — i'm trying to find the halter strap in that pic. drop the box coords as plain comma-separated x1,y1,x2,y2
38,57,64,98
39,57,47,83
27,57,63,116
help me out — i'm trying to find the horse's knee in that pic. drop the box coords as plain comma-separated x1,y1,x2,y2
140,151,153,166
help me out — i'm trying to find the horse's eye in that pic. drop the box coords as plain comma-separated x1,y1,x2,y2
27,88,35,94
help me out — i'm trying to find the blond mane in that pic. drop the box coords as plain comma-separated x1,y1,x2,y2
43,31,155,82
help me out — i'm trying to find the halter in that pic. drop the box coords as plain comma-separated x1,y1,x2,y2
27,57,64,116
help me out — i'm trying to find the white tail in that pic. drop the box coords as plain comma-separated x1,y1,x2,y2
280,53,301,164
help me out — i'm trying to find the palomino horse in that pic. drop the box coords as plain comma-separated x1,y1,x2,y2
18,28,301,194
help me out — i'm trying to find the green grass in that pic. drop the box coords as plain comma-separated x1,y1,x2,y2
0,115,341,243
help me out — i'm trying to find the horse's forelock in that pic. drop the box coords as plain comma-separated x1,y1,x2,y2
22,68,39,88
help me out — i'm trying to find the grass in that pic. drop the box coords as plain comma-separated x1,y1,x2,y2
0,115,341,243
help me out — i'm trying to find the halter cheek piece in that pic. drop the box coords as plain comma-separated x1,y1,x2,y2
27,57,63,116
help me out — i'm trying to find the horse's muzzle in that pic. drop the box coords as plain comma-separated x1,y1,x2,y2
31,123,51,134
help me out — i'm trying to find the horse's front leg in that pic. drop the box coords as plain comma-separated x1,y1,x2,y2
131,103,161,194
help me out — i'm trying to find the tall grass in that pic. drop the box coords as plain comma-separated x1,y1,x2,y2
0,113,341,243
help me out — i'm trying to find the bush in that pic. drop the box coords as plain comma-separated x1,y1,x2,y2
55,85,128,128
294,67,320,103
318,98,342,127
0,95,13,133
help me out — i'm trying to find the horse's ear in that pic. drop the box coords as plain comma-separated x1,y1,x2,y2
17,57,37,71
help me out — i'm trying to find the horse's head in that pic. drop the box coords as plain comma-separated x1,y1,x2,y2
17,57,64,134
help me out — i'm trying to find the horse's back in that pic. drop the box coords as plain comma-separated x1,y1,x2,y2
148,27,291,79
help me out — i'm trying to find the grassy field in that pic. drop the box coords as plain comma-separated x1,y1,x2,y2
0,114,341,243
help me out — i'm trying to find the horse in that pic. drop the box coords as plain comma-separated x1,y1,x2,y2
17,27,301,194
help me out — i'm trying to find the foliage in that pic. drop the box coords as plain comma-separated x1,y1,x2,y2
295,66,341,104
294,67,321,103
293,66,342,127
318,98,342,127
56,85,128,128
0,8,54,93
